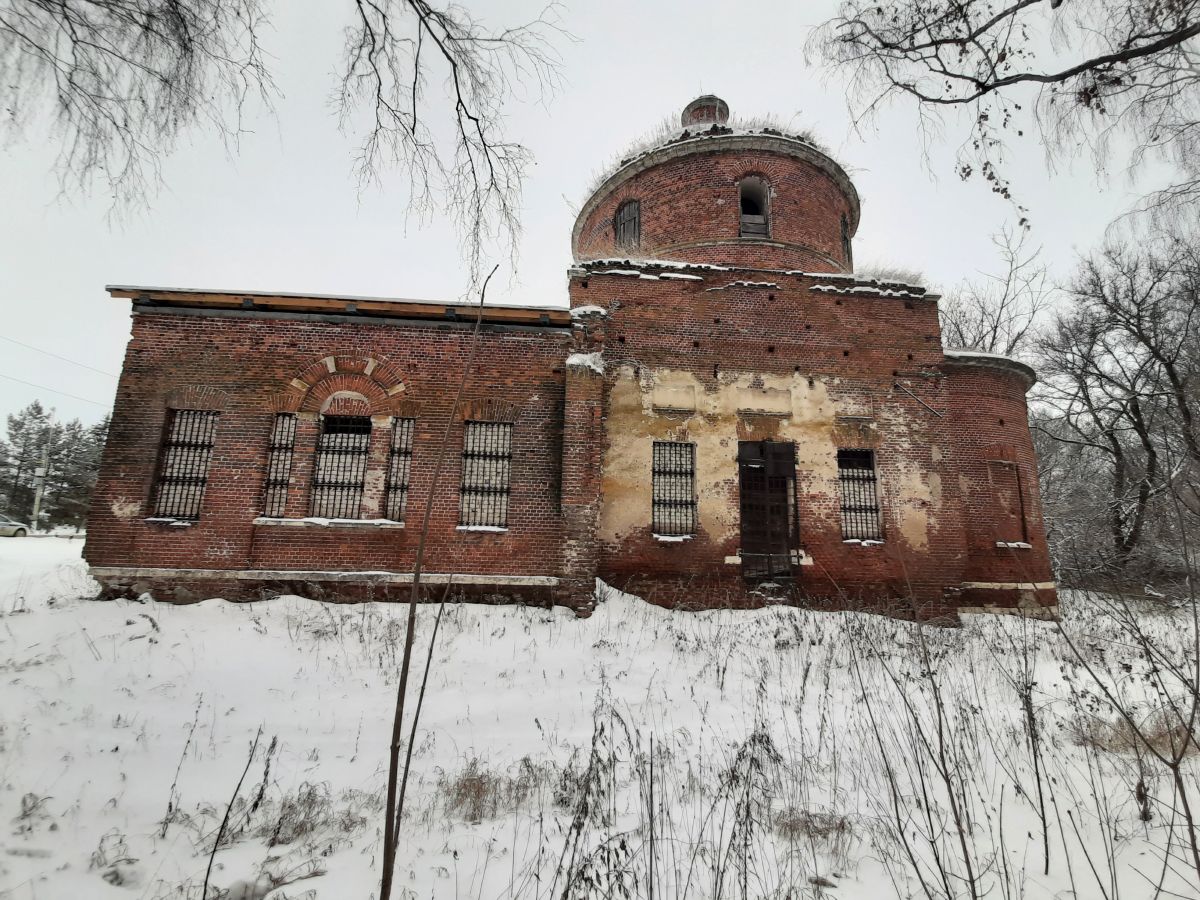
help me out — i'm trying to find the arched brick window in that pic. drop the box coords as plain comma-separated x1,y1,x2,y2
384,417,416,521
310,394,373,519
152,409,220,520
262,413,297,516
459,421,513,528
739,176,769,237
614,199,640,249
837,449,882,540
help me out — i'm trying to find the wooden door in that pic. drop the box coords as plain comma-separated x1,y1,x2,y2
738,441,796,579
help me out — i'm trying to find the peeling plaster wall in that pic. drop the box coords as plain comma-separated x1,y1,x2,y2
597,361,960,595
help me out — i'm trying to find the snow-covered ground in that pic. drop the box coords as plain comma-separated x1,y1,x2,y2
1,538,1197,899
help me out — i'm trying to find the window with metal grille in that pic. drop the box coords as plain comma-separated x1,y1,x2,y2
310,415,371,518
153,409,220,520
652,441,697,535
262,413,297,517
614,199,640,249
989,460,1027,543
837,449,882,540
739,177,769,237
460,421,512,527
841,213,853,268
384,417,415,521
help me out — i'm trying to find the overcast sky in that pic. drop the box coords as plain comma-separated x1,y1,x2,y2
0,0,1164,427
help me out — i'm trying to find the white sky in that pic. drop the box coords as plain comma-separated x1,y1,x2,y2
0,0,1166,426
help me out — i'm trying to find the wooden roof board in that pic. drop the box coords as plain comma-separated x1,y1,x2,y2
108,285,572,327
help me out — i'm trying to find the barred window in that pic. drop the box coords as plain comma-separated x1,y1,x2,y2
153,409,220,520
310,415,371,519
615,199,640,249
989,460,1027,543
460,421,512,527
838,449,882,540
384,418,415,522
262,413,297,517
652,441,696,536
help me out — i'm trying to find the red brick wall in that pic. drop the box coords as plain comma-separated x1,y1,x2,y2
84,309,572,581
568,264,1053,615
574,144,856,273
942,362,1056,606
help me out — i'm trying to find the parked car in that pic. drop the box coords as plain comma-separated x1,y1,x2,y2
0,514,30,537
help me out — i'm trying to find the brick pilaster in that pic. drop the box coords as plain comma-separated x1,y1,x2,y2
559,357,605,615
288,414,320,518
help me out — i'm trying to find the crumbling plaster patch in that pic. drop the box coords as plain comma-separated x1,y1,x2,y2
111,498,141,520
599,364,945,552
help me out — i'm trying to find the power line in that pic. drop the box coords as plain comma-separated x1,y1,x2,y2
0,372,108,407
0,334,118,378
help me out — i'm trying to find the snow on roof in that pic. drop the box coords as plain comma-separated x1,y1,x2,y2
705,281,780,292
585,117,832,199
942,348,1037,386
566,351,605,375
810,283,929,300
570,305,608,319
578,258,730,272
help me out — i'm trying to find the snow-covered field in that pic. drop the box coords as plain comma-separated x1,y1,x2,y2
1,538,1198,899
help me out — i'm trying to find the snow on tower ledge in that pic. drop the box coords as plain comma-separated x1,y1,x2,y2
566,351,604,375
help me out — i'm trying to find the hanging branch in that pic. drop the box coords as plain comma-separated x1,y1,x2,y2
336,1,565,283
810,1,1200,219
0,0,273,211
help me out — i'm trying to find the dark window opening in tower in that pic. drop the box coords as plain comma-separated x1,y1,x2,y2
841,213,853,268
739,177,769,237
614,199,640,249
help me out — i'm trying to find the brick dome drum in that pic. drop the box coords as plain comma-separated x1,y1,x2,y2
573,98,860,272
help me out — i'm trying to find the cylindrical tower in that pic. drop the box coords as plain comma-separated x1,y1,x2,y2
572,96,860,272
942,351,1057,612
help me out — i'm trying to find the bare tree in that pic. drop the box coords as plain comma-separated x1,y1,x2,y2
1037,305,1163,566
1,0,564,278
1034,228,1200,571
336,0,564,282
940,228,1051,357
811,1,1200,218
0,0,272,207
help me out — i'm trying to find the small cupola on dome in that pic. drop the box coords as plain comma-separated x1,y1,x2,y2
681,95,730,128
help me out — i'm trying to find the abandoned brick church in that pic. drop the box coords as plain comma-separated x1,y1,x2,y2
85,96,1056,618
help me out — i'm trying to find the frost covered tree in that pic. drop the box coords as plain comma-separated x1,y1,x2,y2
0,0,564,279
0,400,51,518
0,403,107,527
812,1,1200,218
1034,227,1200,575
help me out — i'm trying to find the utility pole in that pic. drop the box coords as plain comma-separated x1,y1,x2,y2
30,443,49,533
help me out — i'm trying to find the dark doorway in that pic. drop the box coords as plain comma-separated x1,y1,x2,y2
738,441,797,579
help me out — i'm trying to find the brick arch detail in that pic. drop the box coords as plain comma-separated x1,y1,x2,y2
460,398,521,423
734,158,789,184
321,393,373,416
300,374,392,415
282,352,408,415
390,399,423,419
267,391,302,414
165,385,231,411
